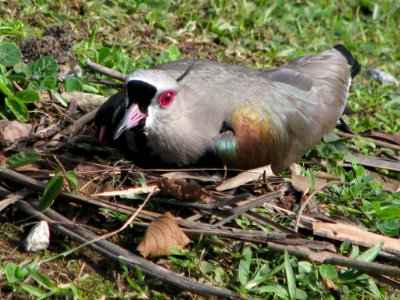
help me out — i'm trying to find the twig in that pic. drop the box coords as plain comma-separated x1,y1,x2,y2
244,211,303,237
4,178,400,291
86,59,126,81
5,167,400,290
0,167,158,221
39,188,157,263
294,181,344,232
344,154,400,172
312,221,400,256
0,189,32,212
266,241,400,278
70,109,99,135
214,190,283,227
4,123,63,152
16,199,244,299
131,221,292,243
336,131,400,151
87,77,124,88
150,192,250,210
368,274,400,291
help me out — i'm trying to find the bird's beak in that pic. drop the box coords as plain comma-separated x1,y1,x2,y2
113,103,147,140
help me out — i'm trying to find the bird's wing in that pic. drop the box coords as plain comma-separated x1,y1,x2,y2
223,48,353,171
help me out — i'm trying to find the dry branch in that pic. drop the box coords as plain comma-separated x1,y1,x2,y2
86,59,126,81
313,221,400,256
214,190,283,226
16,199,243,299
336,131,400,151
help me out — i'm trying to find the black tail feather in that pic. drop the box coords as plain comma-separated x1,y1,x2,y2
336,117,353,133
334,44,361,78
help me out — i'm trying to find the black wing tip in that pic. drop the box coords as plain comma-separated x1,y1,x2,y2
333,44,361,78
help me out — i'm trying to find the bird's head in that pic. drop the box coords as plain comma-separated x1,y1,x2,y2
113,62,194,140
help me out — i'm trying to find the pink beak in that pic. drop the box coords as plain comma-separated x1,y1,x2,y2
113,103,147,139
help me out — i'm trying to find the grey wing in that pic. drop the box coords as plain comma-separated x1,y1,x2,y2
256,48,352,171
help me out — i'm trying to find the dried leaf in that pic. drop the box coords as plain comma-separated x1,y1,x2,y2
162,171,222,183
0,120,33,146
94,185,158,197
278,194,297,210
216,165,275,191
73,163,121,195
289,163,301,176
137,212,190,257
158,177,204,201
291,175,327,193
62,91,107,112
0,153,7,165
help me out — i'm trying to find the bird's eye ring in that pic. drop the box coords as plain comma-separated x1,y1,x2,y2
158,90,176,108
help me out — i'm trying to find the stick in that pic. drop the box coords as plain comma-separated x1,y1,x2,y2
17,199,244,299
86,59,126,81
336,131,400,151
214,190,283,227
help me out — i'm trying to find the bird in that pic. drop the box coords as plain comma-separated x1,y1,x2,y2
95,45,360,172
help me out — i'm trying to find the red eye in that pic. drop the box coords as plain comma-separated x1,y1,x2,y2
158,90,176,108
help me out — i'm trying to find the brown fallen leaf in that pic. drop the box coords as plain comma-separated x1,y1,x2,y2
62,91,107,112
0,153,7,165
73,163,122,195
137,212,190,257
289,163,302,176
291,175,327,193
94,185,158,197
324,278,340,295
0,120,33,146
158,177,204,201
162,171,222,183
216,165,275,191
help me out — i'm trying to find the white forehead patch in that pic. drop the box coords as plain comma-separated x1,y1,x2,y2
126,70,178,93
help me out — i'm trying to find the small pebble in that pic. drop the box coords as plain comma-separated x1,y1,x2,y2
367,68,398,85
24,221,50,252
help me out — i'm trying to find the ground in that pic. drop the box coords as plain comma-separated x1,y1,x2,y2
0,1,399,299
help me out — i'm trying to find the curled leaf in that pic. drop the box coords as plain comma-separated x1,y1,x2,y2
0,120,33,146
216,165,275,191
158,177,204,201
291,175,327,194
62,91,107,112
137,212,190,258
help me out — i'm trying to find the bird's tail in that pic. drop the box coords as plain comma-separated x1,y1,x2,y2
333,44,361,78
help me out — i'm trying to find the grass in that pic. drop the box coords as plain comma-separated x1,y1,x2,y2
0,0,399,299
